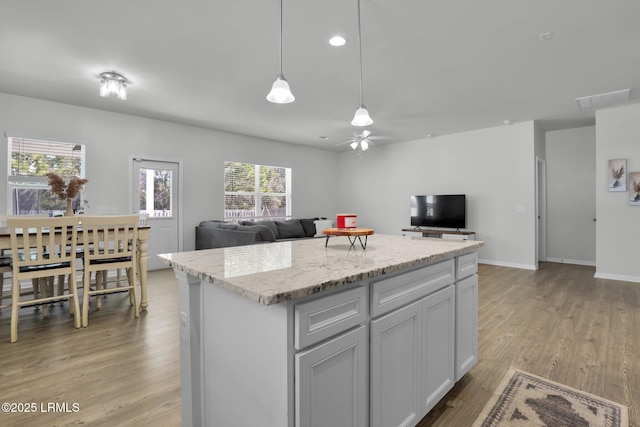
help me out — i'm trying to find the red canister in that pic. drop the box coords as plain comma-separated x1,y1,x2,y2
336,214,357,229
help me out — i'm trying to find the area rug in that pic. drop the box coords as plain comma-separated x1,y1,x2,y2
472,369,628,427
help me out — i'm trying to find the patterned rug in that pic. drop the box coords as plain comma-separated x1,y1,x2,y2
472,369,629,427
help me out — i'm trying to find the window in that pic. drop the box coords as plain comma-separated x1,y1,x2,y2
138,167,173,217
6,136,86,215
224,162,291,221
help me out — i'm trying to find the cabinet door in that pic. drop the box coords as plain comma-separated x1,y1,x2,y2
455,274,478,381
422,285,455,414
295,325,368,427
370,301,422,427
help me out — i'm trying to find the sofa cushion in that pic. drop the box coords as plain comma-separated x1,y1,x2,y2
299,218,319,237
275,220,306,239
241,220,280,239
313,219,334,237
220,223,238,230
236,224,276,241
198,220,225,228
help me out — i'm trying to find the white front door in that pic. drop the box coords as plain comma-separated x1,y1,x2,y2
132,158,181,270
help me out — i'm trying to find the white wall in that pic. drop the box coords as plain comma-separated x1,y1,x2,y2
545,126,596,265
595,103,640,282
0,93,340,251
337,121,538,269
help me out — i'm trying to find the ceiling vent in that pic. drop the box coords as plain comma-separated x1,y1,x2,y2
575,88,630,109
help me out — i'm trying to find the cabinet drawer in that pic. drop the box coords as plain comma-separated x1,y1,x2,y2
295,286,367,350
456,252,477,280
370,260,455,318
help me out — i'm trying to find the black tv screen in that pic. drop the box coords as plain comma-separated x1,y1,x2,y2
410,194,466,229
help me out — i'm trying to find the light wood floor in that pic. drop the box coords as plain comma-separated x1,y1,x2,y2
0,263,638,426
420,262,640,427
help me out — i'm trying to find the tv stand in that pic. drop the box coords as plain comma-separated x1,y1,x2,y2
402,228,476,241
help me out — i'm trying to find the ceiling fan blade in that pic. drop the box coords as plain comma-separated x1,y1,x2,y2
336,139,357,146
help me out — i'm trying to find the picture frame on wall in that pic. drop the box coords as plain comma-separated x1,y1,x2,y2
629,172,640,206
608,158,627,192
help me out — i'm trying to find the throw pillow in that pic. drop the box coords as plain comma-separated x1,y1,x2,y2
251,220,280,239
313,219,334,237
299,218,319,237
236,224,276,241
275,220,306,239
220,223,238,230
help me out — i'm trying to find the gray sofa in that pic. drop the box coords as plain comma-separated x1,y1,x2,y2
195,218,330,249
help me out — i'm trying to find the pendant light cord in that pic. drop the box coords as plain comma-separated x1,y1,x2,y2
279,0,284,76
357,0,364,106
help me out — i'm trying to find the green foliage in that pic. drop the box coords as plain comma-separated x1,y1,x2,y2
11,153,81,177
225,162,255,192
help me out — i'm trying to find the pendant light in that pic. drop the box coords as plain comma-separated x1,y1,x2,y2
267,0,295,104
351,0,373,126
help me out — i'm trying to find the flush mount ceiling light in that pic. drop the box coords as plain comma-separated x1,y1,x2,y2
351,0,373,127
267,0,295,104
99,71,128,100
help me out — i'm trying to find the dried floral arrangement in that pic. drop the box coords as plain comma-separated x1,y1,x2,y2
610,164,625,180
45,172,89,200
631,176,640,197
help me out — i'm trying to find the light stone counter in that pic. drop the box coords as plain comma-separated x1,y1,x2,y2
158,233,484,305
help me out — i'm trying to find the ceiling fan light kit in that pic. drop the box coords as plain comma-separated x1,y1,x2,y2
267,0,295,104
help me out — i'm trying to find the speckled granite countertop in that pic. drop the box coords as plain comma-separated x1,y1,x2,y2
158,234,484,305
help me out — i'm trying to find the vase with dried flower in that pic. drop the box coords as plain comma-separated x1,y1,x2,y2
45,172,89,216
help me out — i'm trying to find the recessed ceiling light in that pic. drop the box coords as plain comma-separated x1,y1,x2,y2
503,119,513,125
329,36,346,47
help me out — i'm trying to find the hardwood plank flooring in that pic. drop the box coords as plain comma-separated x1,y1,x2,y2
0,269,181,427
419,262,640,427
1,263,639,426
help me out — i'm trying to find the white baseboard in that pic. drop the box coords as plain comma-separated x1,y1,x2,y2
545,257,596,267
594,271,640,283
478,259,537,271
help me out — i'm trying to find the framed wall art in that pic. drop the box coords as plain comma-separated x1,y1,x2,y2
608,158,626,192
629,172,640,206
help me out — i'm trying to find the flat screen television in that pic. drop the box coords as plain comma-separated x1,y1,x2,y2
410,194,466,229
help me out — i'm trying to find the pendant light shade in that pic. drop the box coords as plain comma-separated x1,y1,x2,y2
351,105,373,126
351,0,372,126
267,0,294,104
267,74,295,104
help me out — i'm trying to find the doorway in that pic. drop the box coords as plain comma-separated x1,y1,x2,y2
132,158,182,270
535,157,547,267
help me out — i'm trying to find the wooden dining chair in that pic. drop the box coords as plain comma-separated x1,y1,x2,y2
0,216,9,312
81,215,139,327
0,255,11,313
7,215,81,342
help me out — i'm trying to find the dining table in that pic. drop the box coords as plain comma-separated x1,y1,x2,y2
0,224,151,311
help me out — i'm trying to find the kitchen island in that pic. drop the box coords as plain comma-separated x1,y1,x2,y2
158,234,484,427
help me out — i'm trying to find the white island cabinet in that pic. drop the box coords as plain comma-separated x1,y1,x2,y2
158,234,483,427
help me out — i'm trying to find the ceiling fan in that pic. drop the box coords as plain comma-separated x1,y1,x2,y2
337,130,383,151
